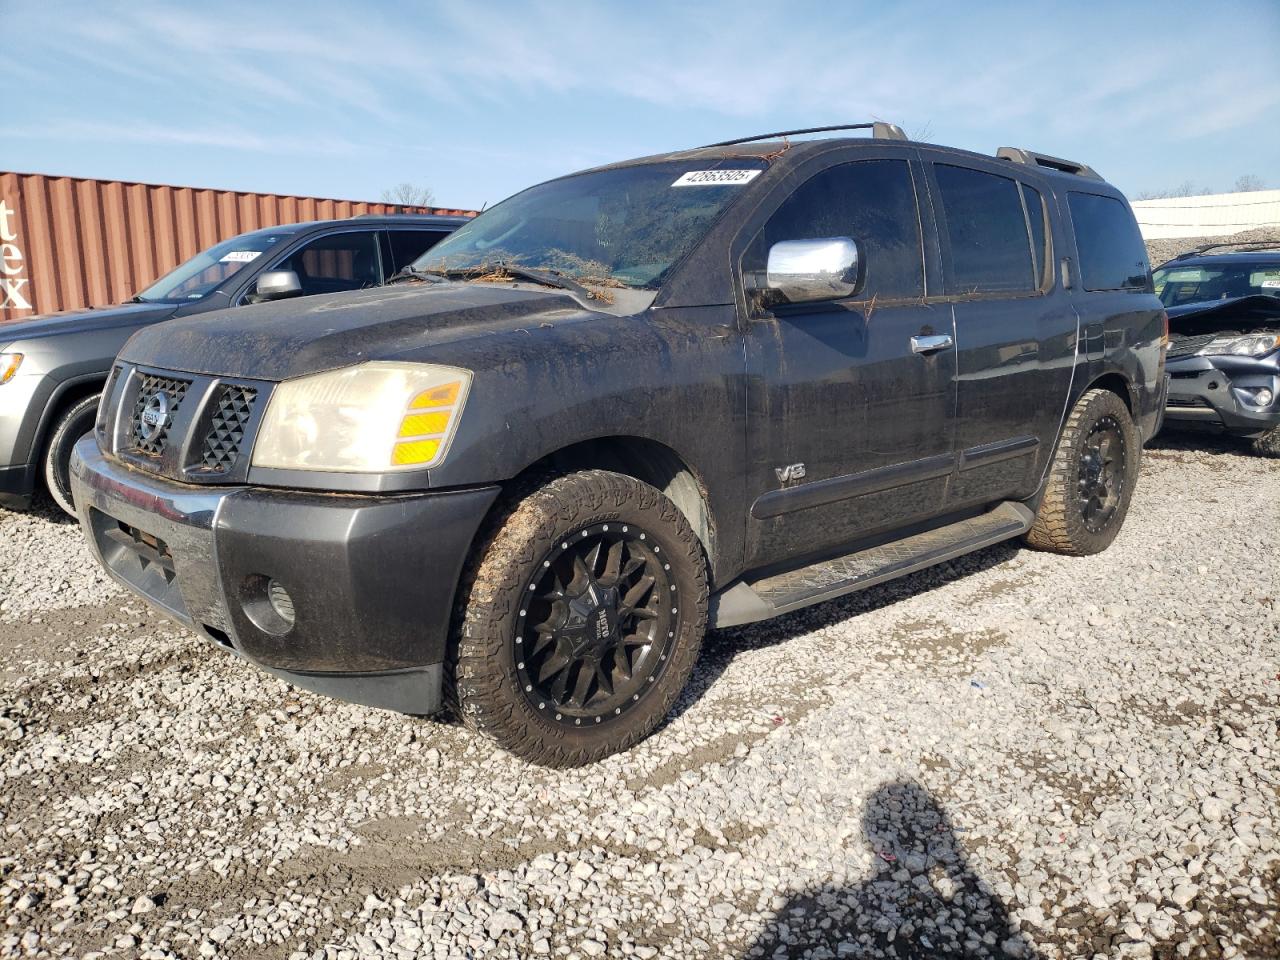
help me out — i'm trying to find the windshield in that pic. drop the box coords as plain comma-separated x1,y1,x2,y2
1153,260,1280,307
136,231,291,302
414,160,767,290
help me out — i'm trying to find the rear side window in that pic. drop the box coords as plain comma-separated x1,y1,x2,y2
934,164,1035,294
1067,192,1149,291
389,230,450,273
758,158,924,299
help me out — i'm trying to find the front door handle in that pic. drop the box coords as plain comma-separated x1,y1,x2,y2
911,334,954,355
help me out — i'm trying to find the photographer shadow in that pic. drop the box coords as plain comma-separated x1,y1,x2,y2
745,781,1041,959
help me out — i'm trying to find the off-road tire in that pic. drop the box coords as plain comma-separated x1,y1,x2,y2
1024,388,1140,556
447,470,708,767
1251,425,1280,458
43,394,100,517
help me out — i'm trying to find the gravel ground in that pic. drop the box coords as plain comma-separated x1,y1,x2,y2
0,432,1277,960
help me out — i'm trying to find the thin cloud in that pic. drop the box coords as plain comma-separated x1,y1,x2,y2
5,120,365,157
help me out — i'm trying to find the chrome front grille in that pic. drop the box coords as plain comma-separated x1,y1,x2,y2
199,385,258,473
129,375,191,456
1167,333,1216,360
104,365,271,484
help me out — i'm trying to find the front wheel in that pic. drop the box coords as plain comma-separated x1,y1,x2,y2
43,394,101,517
449,470,709,767
1024,388,1140,556
1252,424,1280,458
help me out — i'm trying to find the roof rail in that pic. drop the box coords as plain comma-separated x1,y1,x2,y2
701,122,907,149
1173,240,1280,259
996,147,1101,181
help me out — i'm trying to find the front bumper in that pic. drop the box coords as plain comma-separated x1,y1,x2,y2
0,463,35,510
70,436,499,714
1164,358,1280,438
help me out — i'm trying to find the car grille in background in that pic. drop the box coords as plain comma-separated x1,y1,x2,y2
199,385,258,473
1166,396,1212,409
1167,333,1218,359
130,375,191,456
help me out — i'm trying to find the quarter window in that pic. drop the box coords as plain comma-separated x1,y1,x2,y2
934,164,1036,294
758,159,924,300
389,230,450,274
1067,192,1149,292
1022,184,1049,288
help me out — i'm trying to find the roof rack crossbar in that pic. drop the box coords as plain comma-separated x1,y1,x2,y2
700,122,907,149
996,146,1102,181
1174,240,1280,259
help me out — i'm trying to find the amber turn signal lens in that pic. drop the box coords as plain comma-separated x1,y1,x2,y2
411,382,460,409
0,353,23,385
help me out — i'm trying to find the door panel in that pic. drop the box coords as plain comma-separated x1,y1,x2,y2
740,155,957,569
924,157,1077,505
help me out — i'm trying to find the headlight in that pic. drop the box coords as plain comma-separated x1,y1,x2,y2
252,362,471,472
0,353,23,385
1197,333,1280,358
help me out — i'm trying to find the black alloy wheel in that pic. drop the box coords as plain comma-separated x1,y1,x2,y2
515,522,676,726
1077,415,1126,533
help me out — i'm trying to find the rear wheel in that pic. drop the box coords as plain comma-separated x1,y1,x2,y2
1025,388,1140,556
43,394,100,517
449,470,708,767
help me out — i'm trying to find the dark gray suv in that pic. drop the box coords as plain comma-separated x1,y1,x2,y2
0,214,466,513
71,126,1164,765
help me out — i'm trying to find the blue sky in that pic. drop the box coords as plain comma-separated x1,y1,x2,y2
4,0,1278,210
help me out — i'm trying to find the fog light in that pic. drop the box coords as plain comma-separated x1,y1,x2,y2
1249,387,1274,407
267,579,296,626
239,574,296,635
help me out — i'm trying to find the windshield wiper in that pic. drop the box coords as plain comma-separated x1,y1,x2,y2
446,263,597,300
495,264,595,299
387,266,449,285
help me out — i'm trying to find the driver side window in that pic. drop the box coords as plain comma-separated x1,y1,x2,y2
274,231,382,297
756,159,925,300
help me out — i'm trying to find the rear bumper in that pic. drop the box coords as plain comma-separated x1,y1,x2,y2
70,436,500,714
1164,359,1280,438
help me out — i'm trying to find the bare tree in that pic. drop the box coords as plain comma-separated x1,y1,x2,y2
1133,180,1212,201
381,182,436,207
1234,174,1267,193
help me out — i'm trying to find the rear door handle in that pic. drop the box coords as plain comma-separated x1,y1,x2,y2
911,334,954,355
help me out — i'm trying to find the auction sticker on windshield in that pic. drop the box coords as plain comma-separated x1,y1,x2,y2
220,251,262,264
672,170,762,187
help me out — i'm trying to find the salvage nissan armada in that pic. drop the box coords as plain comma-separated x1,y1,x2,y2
71,124,1166,765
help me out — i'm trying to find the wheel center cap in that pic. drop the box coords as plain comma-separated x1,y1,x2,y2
563,582,619,657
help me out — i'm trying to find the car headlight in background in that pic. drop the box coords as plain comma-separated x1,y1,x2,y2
0,353,23,385
1197,333,1280,358
252,362,471,472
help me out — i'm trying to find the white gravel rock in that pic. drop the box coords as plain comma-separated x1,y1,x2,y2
0,434,1276,958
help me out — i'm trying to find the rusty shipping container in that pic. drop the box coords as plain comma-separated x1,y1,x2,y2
0,171,477,323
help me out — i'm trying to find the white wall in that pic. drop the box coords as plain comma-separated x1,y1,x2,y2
1131,189,1280,240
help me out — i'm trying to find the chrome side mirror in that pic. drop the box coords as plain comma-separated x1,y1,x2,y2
765,237,861,304
254,270,303,302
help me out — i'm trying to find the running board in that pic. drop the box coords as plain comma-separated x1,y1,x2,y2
711,501,1034,628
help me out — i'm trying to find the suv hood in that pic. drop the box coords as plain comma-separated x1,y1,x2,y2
119,282,609,381
1167,294,1280,329
0,301,180,344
